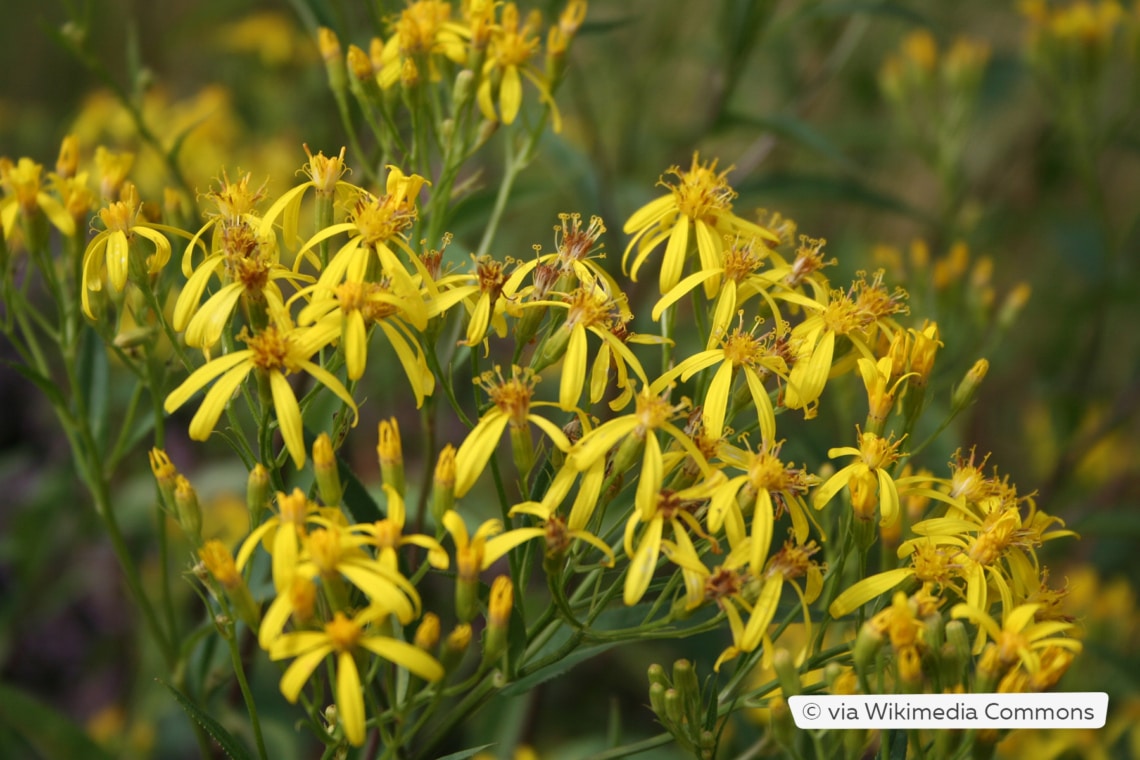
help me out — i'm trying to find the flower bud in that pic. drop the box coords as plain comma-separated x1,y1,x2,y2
247,463,270,526
149,448,178,512
648,682,667,720
951,359,988,412
313,433,343,506
431,445,456,524
663,687,684,726
318,28,347,94
377,419,405,497
772,648,802,698
56,135,80,179
673,659,702,730
483,575,513,664
898,644,924,689
648,662,670,691
174,475,202,541
908,322,940,389
346,44,373,81
199,540,260,629
998,282,1031,329
415,612,441,652
853,620,885,681
442,623,472,672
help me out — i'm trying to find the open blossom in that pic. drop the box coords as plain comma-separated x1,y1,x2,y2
622,153,777,297
163,315,357,468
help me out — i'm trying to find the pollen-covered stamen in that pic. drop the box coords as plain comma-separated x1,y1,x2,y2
305,528,344,577
661,154,736,222
722,237,769,283
704,566,744,604
555,212,606,267
857,430,905,470
851,269,909,322
910,541,957,585
634,391,686,438
97,201,138,235
243,325,296,372
968,508,1019,566
372,519,401,551
396,0,453,56
766,538,822,580
220,218,260,260
491,4,541,66
303,144,349,196
206,169,267,219
720,318,782,370
820,291,865,336
785,236,833,288
278,488,311,528
352,192,417,247
325,611,363,653
475,254,508,301
563,287,615,330
232,252,273,295
747,442,811,495
544,515,571,556
477,365,537,427
949,447,994,502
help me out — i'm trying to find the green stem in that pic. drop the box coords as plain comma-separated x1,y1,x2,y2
227,632,269,760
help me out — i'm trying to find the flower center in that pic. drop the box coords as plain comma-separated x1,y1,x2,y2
244,325,295,372
664,154,735,222
325,612,363,653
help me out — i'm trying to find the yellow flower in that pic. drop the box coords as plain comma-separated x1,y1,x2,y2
163,316,357,468
781,271,908,412
80,197,185,318
533,286,648,411
650,235,774,349
297,166,429,299
707,439,819,574
174,218,309,350
622,153,777,296
375,1,468,89
258,145,352,247
566,386,709,480
652,318,788,441
951,602,1081,672
237,488,337,592
476,3,561,130
297,279,433,398
270,607,443,746
503,505,615,566
622,476,722,606
813,429,906,527
294,522,422,623
354,484,449,571
452,366,571,497
0,157,75,240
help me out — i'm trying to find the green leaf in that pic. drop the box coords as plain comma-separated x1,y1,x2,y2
338,448,383,523
723,112,860,175
159,680,254,760
76,327,109,450
501,643,620,697
436,744,496,760
0,683,115,760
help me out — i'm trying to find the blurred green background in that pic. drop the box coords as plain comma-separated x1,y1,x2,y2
1,0,1138,757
